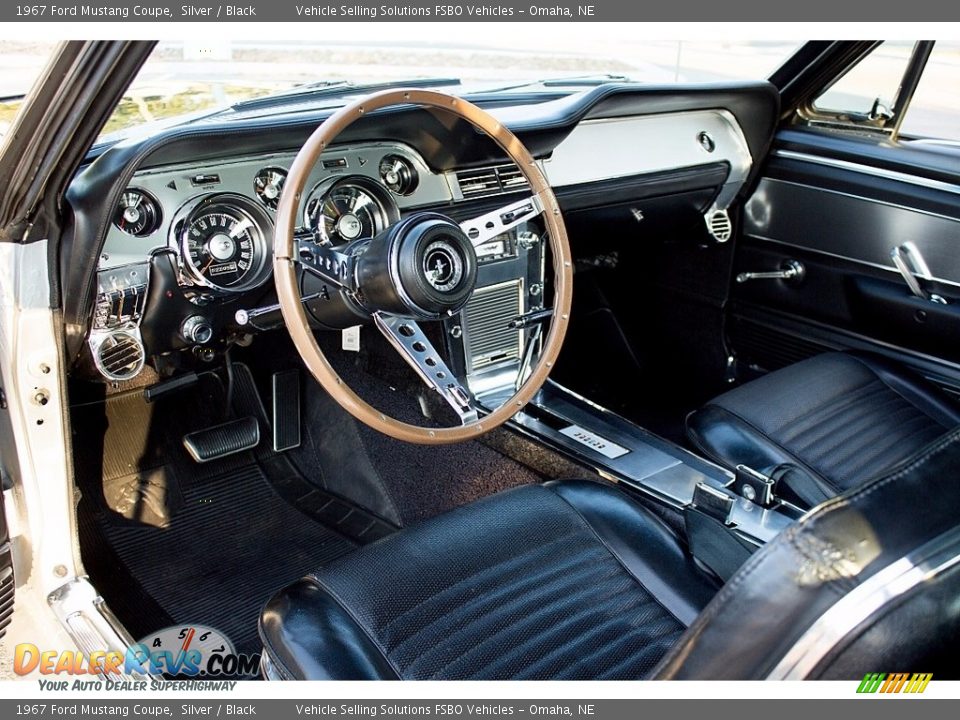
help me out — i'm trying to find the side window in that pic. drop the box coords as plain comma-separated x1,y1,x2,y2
814,42,914,121
898,43,960,142
806,41,958,143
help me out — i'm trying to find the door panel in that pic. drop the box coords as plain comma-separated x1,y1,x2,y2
730,127,960,393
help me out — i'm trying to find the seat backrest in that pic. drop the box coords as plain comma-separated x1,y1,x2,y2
655,428,960,680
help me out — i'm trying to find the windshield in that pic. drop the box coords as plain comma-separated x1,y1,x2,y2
0,35,799,141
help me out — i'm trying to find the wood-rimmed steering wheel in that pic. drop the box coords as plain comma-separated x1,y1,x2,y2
273,89,572,445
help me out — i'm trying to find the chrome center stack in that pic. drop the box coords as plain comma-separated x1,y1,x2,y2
443,222,546,398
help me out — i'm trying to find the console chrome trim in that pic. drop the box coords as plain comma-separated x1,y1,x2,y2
498,381,795,546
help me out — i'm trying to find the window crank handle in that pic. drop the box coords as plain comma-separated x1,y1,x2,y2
736,259,805,284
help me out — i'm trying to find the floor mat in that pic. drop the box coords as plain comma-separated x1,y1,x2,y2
93,461,354,660
72,374,356,673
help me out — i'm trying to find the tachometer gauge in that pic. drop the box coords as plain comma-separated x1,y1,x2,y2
174,194,272,293
113,189,162,237
253,166,287,210
378,154,418,196
303,177,397,245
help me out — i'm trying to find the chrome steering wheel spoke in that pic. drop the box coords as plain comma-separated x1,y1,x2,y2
294,231,357,292
373,313,479,425
460,195,544,247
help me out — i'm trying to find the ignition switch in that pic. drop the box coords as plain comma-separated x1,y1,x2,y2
181,315,214,345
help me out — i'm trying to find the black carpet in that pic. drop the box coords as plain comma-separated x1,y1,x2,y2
93,460,354,658
73,374,356,669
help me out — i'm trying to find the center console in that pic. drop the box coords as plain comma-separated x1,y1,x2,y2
449,219,799,579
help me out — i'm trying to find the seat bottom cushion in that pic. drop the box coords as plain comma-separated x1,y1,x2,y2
260,480,719,680
686,352,960,507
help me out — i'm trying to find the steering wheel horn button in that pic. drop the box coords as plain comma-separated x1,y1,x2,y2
355,212,477,319
422,240,464,293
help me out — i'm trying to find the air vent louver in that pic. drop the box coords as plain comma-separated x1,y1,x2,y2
456,164,529,199
0,564,13,639
95,331,145,382
706,209,732,242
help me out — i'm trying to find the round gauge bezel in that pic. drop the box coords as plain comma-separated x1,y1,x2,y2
253,166,288,210
113,187,164,238
302,175,399,245
378,153,419,196
172,193,274,294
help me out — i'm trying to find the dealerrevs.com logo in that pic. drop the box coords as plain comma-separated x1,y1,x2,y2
14,624,260,679
857,673,933,694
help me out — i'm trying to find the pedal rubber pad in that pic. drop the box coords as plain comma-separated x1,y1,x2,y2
272,370,301,452
183,416,260,463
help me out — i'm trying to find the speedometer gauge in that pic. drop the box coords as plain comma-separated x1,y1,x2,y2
174,194,273,293
303,177,398,246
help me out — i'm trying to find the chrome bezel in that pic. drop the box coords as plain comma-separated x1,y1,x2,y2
253,166,288,210
171,192,274,294
302,175,398,246
113,187,163,238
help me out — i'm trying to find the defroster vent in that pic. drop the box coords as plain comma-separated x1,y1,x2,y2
455,164,529,200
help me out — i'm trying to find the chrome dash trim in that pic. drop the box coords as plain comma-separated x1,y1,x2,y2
768,524,960,680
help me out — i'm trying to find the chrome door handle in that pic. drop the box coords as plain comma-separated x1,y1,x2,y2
736,259,805,284
891,242,946,304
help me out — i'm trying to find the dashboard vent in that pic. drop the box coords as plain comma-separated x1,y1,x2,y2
463,280,523,372
456,164,529,200
95,331,145,382
705,209,732,242
0,563,13,640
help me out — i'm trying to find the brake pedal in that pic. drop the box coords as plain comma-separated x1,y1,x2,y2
272,370,301,452
183,416,260,463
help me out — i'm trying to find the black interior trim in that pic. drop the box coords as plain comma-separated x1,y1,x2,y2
775,127,960,186
554,163,729,212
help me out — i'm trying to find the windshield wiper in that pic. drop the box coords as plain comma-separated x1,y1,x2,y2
227,77,462,113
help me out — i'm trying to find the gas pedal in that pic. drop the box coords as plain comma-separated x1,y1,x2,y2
272,369,301,452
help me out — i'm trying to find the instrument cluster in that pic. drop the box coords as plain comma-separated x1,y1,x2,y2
101,143,445,296
88,143,450,381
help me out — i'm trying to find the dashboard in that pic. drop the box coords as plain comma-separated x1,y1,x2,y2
68,84,775,398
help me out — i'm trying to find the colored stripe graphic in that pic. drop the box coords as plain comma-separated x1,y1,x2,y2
857,672,931,694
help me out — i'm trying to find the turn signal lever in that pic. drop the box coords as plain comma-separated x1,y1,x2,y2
235,292,324,328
